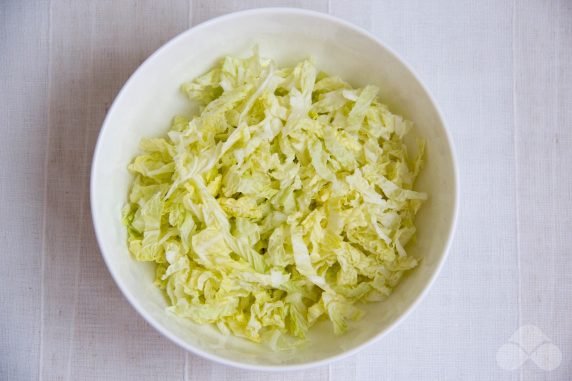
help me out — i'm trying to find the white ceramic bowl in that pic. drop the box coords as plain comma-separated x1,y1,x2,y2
91,8,458,371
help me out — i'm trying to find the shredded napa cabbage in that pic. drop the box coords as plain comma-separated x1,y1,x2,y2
123,51,426,348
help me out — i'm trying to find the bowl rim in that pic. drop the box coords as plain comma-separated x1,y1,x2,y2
90,6,459,372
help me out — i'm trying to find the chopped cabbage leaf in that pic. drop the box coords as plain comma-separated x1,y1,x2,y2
123,51,426,348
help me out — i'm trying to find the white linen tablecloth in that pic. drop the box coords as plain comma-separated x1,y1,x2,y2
1,1,571,380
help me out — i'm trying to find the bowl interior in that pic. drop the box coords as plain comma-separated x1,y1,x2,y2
91,9,456,369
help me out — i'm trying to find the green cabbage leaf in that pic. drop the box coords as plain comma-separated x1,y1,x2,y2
123,51,426,348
